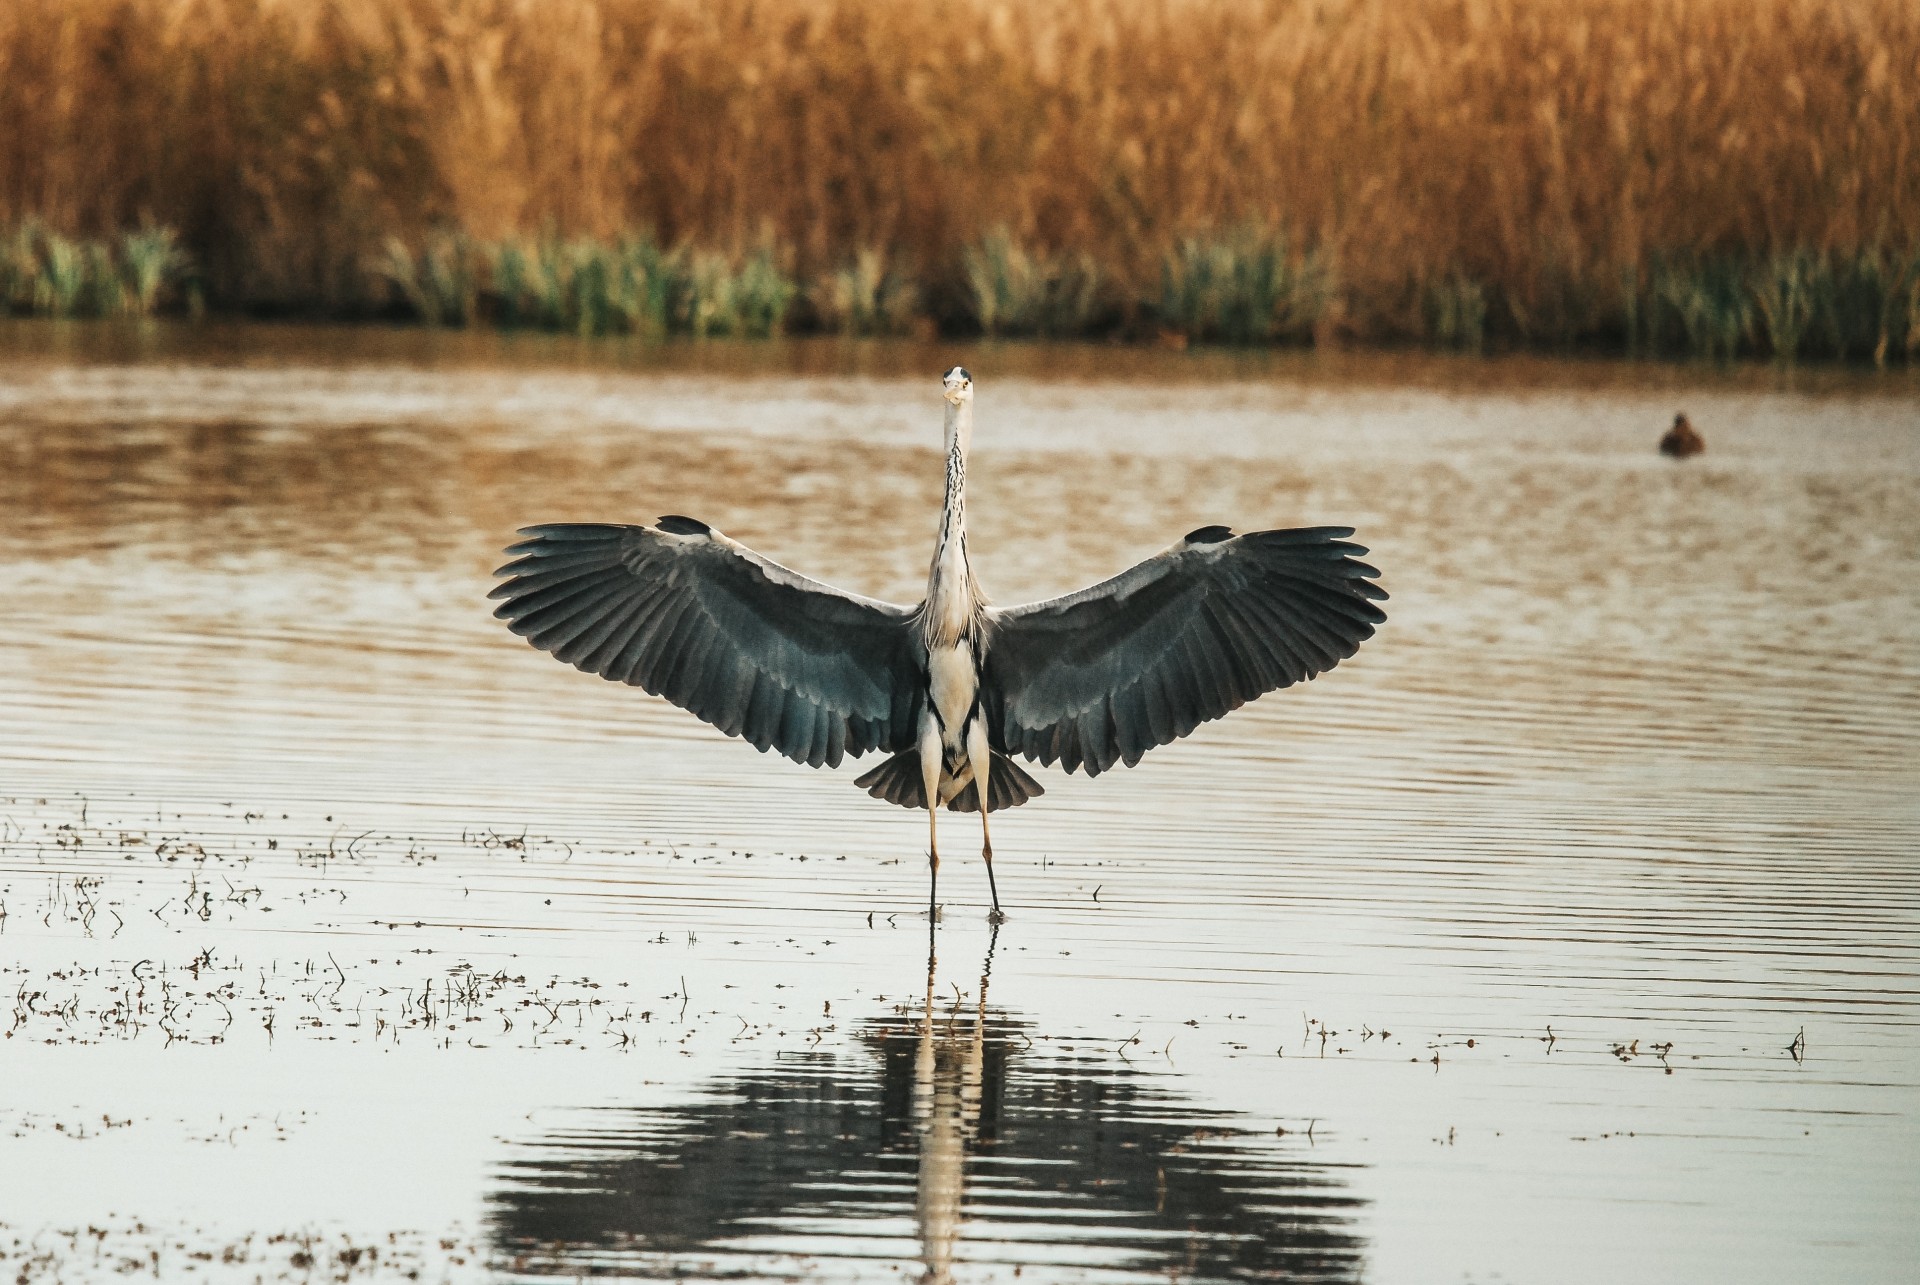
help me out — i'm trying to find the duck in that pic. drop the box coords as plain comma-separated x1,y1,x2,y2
1660,412,1704,458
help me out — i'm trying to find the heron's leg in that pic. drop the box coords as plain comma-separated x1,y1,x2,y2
926,815,939,919
918,713,944,920
964,717,1003,921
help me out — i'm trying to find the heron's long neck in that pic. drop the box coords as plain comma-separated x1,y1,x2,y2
924,401,977,647
939,408,968,549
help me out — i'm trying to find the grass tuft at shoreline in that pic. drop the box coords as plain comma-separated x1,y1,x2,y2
2,0,1917,357
2,222,192,320
8,220,1918,361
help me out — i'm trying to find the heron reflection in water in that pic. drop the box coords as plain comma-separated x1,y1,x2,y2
909,928,993,1284
486,929,1370,1280
492,368,1387,918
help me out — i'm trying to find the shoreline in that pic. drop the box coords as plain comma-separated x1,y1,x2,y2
4,316,1919,395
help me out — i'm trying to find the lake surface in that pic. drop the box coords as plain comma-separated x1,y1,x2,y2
1,321,1916,1283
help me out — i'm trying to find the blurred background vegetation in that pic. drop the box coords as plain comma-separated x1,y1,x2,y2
2,0,1916,359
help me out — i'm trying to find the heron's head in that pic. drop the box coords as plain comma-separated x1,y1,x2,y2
942,366,973,406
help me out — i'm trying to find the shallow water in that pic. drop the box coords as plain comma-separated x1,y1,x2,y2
1,321,1916,1283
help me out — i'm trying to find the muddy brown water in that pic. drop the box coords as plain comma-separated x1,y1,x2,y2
1,321,1916,1283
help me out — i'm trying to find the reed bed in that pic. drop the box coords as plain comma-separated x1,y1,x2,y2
2,0,1916,356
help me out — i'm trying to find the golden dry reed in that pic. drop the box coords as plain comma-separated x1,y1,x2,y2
2,0,1917,349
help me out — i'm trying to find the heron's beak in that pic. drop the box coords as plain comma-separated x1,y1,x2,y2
942,380,969,404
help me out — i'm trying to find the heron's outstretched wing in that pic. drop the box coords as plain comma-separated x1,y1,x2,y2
490,520,924,767
981,526,1386,776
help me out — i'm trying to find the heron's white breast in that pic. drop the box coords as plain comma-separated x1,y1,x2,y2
926,534,975,643
927,640,977,752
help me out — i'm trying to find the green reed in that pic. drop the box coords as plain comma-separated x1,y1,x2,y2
1157,226,1330,344
1750,250,1822,359
9,217,1919,365
1411,251,1919,360
962,229,1103,338
605,237,682,337
1,220,190,317
811,248,921,336
378,232,795,338
681,248,795,338
1815,249,1920,364
1424,273,1490,352
381,231,478,326
1639,248,1920,362
1652,257,1754,360
119,227,188,316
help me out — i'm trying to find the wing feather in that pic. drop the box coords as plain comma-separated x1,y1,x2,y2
518,577,628,646
1197,603,1258,701
983,526,1386,775
492,522,923,766
502,568,624,622
628,594,698,686
581,598,653,676
1113,686,1150,769
683,640,733,725
1142,671,1175,745
604,593,669,684
791,696,818,766
825,714,847,770
744,674,782,753
562,595,646,670
1169,634,1212,734
650,604,710,701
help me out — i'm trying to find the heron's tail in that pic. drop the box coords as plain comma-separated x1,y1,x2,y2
950,752,1045,814
853,750,1044,813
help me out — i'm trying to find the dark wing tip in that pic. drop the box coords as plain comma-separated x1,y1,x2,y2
1184,524,1235,544
1244,525,1358,546
514,522,624,539
500,522,632,564
1242,527,1387,600
656,514,712,536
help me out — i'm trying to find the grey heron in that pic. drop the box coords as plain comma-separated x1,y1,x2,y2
490,367,1387,919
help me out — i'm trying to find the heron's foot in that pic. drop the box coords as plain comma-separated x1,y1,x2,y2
986,906,1007,925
